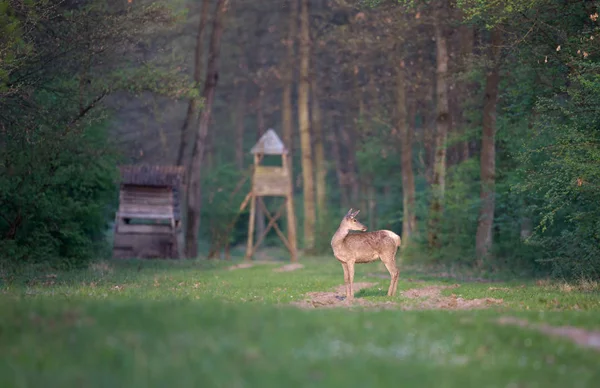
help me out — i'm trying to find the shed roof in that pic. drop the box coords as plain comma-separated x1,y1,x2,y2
119,165,185,188
250,129,288,155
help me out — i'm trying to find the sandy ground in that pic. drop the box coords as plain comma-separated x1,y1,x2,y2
401,285,504,310
496,316,600,352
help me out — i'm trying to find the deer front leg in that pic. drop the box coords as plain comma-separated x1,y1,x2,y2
341,262,350,299
347,261,355,300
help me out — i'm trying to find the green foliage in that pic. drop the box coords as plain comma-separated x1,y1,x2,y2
516,68,600,279
0,119,119,267
0,0,191,267
456,0,543,27
199,164,249,254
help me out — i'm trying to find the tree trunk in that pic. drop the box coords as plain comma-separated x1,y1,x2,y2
235,82,246,170
311,76,327,227
255,87,266,241
298,0,315,250
330,120,349,209
176,0,211,166
396,63,417,246
282,0,297,154
475,28,502,263
428,2,451,249
340,125,359,204
185,0,228,258
458,23,474,162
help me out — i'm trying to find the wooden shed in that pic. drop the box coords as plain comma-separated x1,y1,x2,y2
112,165,185,259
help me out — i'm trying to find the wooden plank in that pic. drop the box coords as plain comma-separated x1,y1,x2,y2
116,223,175,234
119,205,174,213
253,166,290,196
113,231,178,259
117,212,174,220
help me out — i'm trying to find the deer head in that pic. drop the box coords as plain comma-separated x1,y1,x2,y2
342,208,367,232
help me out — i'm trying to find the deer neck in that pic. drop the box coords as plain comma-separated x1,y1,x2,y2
331,224,350,250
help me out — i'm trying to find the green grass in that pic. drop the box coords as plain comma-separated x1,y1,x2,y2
1,254,600,388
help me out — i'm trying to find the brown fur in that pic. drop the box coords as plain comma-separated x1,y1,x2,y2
331,208,401,300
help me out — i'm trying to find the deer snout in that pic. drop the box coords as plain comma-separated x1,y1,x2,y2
361,226,367,232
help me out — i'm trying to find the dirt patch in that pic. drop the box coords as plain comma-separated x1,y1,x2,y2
402,285,458,299
497,316,600,351
273,263,304,272
227,263,255,270
226,260,276,271
401,285,503,310
290,282,396,309
290,283,503,310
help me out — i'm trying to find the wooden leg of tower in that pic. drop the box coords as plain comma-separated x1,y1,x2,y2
245,193,256,261
286,194,298,262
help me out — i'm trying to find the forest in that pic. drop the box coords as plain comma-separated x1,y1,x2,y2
1,0,600,280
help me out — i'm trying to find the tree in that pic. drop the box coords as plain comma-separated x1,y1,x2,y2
396,62,417,245
428,0,452,249
298,0,316,250
312,61,327,230
475,27,502,263
176,0,211,166
185,0,229,258
282,0,298,154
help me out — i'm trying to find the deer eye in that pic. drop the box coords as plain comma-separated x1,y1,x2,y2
352,219,356,222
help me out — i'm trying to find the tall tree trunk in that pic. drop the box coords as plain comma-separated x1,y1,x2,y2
475,28,502,263
345,67,361,205
340,125,359,204
255,87,266,240
176,0,211,166
235,82,246,169
330,119,349,209
428,2,451,249
298,0,315,250
185,0,228,258
282,0,297,154
458,23,474,162
396,62,417,246
311,76,327,227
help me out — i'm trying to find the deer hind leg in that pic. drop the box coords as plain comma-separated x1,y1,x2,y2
341,262,351,299
382,255,400,297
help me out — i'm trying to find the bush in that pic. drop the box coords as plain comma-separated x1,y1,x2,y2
0,120,119,268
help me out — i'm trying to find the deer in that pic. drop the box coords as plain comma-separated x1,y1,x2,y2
331,208,401,300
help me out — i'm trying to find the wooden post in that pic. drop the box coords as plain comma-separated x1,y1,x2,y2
245,193,256,260
245,154,259,260
283,154,298,262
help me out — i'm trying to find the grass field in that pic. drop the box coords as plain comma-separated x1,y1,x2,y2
1,251,600,388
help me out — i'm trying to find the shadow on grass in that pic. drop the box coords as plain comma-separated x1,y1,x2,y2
355,287,387,298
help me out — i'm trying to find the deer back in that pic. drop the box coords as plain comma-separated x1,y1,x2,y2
338,230,399,261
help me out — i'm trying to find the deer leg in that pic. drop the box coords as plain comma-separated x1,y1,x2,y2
383,258,400,297
347,261,355,300
341,262,350,298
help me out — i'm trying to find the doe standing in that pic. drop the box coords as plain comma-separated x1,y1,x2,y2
331,208,401,300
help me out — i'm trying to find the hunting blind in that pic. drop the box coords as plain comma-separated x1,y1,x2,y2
244,129,298,262
112,165,184,259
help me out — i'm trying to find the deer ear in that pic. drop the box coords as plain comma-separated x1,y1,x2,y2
346,208,354,217
352,209,360,217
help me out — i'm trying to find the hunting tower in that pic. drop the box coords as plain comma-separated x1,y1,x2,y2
246,129,297,262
